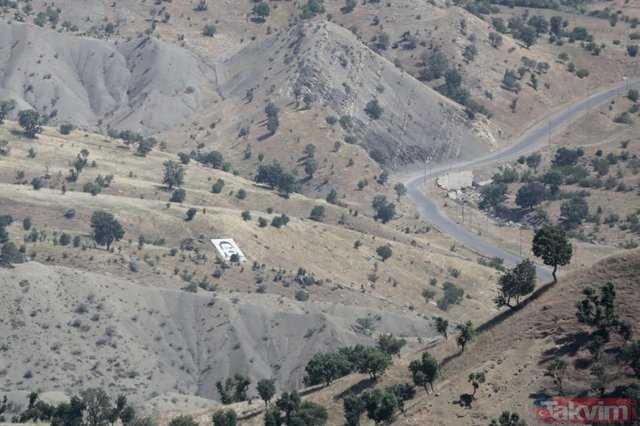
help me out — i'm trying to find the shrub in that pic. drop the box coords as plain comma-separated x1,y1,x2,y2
59,123,74,135
309,206,326,222
203,24,217,37
185,208,197,221
170,188,186,203
241,211,252,221
236,189,247,200
437,282,464,311
576,69,590,78
211,179,225,194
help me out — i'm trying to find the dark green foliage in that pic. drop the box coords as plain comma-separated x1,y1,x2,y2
409,352,439,392
271,214,290,228
212,410,237,426
265,102,280,134
309,206,325,222
361,389,398,424
619,341,640,378
560,196,588,228
377,333,406,357
532,225,573,282
168,416,198,426
202,24,217,36
372,195,396,223
364,98,383,119
437,282,464,311
0,241,24,265
376,245,392,261
479,182,507,212
326,189,338,204
301,0,325,19
162,160,185,189
91,211,124,250
553,147,583,167
489,411,527,426
394,183,407,200
420,49,449,81
434,317,449,340
266,391,327,425
0,100,16,124
255,162,297,195
170,188,186,203
516,182,546,209
304,352,353,386
385,383,415,413
456,321,475,352
343,394,366,426
185,208,197,221
495,259,536,308
257,379,276,406
18,110,42,138
211,179,225,194
59,123,74,135
195,150,224,168
241,211,252,221
216,375,251,405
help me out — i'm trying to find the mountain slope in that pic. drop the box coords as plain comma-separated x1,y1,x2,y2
0,21,220,134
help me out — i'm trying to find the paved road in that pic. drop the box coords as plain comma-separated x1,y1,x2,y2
405,78,640,281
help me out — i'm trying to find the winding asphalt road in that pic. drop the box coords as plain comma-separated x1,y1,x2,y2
404,78,640,281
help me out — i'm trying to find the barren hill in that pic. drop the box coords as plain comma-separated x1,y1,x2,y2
0,261,436,409
0,21,220,134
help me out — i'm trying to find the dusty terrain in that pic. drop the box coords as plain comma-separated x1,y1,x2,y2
0,0,639,423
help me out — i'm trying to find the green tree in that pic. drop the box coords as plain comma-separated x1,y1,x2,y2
532,225,573,283
343,394,366,426
212,410,237,426
0,241,24,265
216,375,251,404
393,183,407,200
372,195,396,223
364,98,383,119
456,321,474,353
170,188,186,203
253,2,270,19
168,415,198,426
162,160,185,189
309,206,326,222
361,389,398,425
377,333,406,357
560,197,588,228
18,110,42,138
489,411,527,426
326,189,338,204
81,388,112,426
185,208,197,221
495,259,537,308
0,100,16,124
385,383,415,414
434,317,449,340
304,158,318,178
409,352,439,393
468,372,486,397
358,347,392,380
304,352,352,387
257,379,276,407
516,182,546,209
479,182,507,212
376,245,392,262
90,211,124,250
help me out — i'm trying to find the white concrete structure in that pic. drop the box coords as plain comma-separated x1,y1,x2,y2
211,238,247,263
436,170,474,191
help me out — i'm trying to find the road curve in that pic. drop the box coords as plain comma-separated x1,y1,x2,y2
405,78,640,281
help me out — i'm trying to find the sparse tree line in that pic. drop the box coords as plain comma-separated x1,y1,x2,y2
2,389,149,426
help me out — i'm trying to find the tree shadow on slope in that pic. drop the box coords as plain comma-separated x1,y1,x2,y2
333,377,376,401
